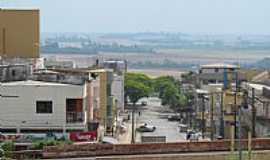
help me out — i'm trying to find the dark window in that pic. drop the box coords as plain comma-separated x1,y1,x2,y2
107,84,111,96
36,101,53,114
11,70,16,76
215,68,219,73
66,99,83,123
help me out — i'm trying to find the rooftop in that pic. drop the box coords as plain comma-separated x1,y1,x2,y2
1,80,77,87
245,83,270,91
49,68,112,74
200,63,239,69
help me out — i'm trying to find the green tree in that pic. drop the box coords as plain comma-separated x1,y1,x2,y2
152,76,187,111
124,73,153,104
125,80,151,105
125,73,152,87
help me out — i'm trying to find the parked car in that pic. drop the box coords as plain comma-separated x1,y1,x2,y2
178,124,188,132
102,136,119,144
141,101,147,106
186,130,201,141
167,115,181,121
137,123,156,132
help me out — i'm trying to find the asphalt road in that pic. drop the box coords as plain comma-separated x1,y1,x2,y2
136,97,186,143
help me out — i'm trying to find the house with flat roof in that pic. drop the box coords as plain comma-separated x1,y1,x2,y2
0,80,88,133
0,75,101,135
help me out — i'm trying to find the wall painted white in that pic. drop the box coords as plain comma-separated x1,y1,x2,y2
0,80,87,131
111,74,124,112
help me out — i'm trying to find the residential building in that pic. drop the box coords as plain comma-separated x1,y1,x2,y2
199,63,244,86
242,82,270,137
196,63,249,139
0,9,40,58
0,80,87,133
0,64,31,82
101,60,127,75
46,68,116,134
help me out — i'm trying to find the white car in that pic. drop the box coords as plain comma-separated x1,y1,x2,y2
137,123,156,132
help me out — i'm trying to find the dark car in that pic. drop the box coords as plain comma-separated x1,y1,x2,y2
167,115,181,121
141,101,147,106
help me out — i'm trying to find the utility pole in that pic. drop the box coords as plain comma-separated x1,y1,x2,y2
234,72,238,139
219,92,224,138
251,88,256,138
131,104,135,144
238,105,242,160
210,94,214,141
202,95,205,139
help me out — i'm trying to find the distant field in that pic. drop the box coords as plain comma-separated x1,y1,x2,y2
128,69,184,79
157,48,270,60
42,48,270,69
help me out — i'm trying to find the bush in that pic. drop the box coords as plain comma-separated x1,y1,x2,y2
31,140,73,150
1,141,15,158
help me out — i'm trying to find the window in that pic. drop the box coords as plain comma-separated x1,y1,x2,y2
36,101,53,114
214,68,219,73
66,99,83,123
11,70,16,76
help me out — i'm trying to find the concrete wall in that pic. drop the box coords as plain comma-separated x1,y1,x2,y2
43,139,270,159
95,151,270,160
0,9,39,58
0,81,86,131
99,72,108,127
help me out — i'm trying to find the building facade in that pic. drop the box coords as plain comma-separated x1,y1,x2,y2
0,9,39,58
0,80,87,133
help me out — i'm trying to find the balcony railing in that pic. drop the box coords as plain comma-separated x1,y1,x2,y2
66,112,84,123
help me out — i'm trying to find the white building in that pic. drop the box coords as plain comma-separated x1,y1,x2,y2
0,80,88,133
243,82,270,119
199,63,242,85
44,59,76,69
111,74,125,113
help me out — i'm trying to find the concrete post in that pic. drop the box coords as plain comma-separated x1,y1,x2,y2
251,88,256,138
219,92,225,138
238,107,242,160
231,125,235,153
131,105,135,144
202,96,205,139
248,131,252,160
210,94,214,141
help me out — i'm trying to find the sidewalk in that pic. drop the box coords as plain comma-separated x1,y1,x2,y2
118,121,132,144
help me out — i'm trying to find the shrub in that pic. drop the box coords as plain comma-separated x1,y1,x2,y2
1,141,15,158
31,140,73,150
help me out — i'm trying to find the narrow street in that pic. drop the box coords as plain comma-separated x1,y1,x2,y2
135,97,187,143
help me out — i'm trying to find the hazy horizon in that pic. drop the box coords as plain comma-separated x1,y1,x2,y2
1,0,270,35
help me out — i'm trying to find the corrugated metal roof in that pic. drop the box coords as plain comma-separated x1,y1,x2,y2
200,63,239,69
1,80,77,86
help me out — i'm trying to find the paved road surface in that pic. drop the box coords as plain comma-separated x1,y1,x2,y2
136,97,186,143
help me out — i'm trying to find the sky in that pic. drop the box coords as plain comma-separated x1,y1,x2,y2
1,0,270,34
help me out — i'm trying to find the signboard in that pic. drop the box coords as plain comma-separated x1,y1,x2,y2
0,134,23,142
69,131,97,142
141,136,166,143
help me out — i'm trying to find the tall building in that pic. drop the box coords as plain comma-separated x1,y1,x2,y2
0,9,40,58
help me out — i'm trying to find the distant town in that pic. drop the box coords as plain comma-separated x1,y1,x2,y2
41,32,270,71
2,7,270,160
